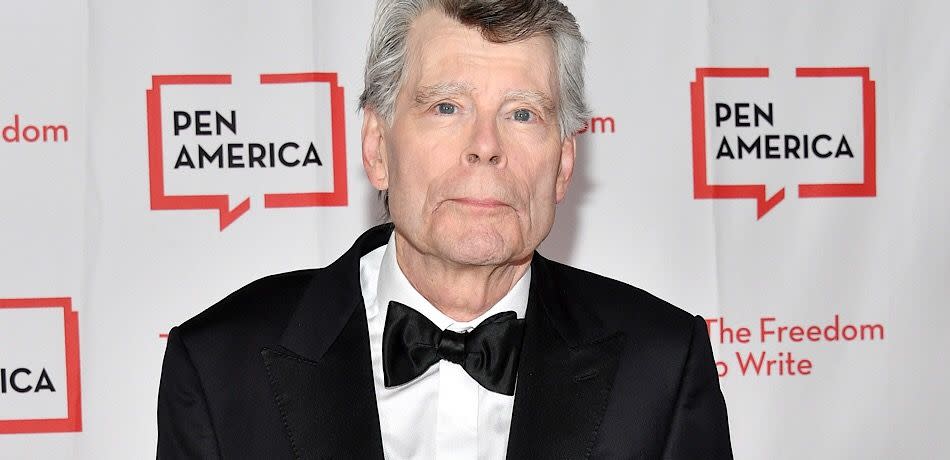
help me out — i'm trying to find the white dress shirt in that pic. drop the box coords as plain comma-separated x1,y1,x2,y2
359,233,531,460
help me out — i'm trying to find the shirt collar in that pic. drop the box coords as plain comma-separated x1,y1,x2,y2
374,232,530,332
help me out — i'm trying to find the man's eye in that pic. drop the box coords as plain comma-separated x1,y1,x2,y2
435,102,457,115
513,109,534,122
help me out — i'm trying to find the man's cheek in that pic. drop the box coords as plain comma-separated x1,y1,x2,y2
532,180,558,205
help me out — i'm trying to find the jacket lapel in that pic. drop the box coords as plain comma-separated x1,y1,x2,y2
506,254,626,459
260,224,393,460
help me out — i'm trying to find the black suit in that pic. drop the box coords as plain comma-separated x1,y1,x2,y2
157,223,732,459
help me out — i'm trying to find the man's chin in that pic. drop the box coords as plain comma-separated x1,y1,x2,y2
436,230,519,267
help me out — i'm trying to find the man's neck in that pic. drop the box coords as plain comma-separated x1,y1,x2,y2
393,232,531,322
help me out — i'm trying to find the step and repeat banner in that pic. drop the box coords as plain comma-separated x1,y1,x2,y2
2,1,948,458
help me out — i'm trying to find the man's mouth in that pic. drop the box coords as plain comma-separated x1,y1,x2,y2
449,197,509,209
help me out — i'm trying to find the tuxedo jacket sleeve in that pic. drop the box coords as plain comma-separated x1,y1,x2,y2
660,316,732,458
156,224,731,459
157,327,221,459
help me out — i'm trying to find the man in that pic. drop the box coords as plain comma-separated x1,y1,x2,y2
157,0,732,458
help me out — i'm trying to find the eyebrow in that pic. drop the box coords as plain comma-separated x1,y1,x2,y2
413,82,557,116
504,89,556,117
413,82,475,105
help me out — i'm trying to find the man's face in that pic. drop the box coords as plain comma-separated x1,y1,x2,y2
362,9,576,267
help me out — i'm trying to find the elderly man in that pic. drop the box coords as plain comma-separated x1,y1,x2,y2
157,0,732,458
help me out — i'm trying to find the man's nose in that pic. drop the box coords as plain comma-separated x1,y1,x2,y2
462,115,506,168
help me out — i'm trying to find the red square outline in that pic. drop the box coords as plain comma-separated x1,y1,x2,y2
146,73,348,230
690,67,876,219
0,298,82,434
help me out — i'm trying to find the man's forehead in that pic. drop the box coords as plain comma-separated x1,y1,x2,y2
404,9,557,96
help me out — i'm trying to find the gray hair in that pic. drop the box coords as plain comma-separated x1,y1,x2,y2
358,0,590,139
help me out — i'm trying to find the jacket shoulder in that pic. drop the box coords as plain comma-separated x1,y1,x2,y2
541,258,699,341
175,269,318,345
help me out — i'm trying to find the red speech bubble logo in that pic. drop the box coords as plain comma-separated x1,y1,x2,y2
0,298,81,434
690,67,876,219
146,72,348,230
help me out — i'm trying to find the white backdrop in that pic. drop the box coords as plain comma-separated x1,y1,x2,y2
1,1,948,458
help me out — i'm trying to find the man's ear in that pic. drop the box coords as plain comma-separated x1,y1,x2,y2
362,108,389,191
555,135,576,203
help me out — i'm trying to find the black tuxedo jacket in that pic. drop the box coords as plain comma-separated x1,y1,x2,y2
157,224,732,459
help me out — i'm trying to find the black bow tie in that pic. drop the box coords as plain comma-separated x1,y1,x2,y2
382,301,525,396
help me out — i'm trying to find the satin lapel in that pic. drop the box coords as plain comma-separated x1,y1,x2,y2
261,310,383,460
260,224,392,460
506,255,626,460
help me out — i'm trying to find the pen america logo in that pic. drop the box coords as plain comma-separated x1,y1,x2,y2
0,298,81,434
690,67,876,219
146,72,348,230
